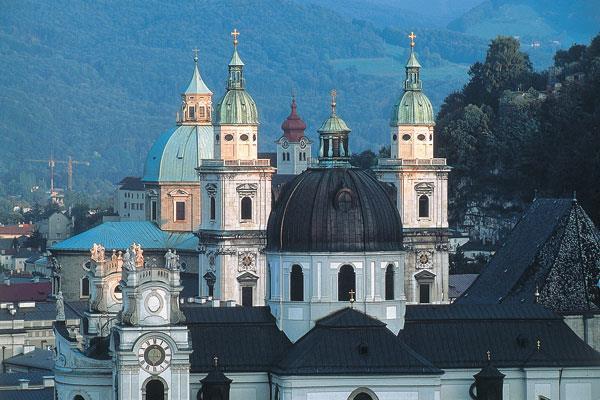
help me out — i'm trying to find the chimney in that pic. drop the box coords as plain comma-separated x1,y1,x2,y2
18,379,29,389
43,376,54,387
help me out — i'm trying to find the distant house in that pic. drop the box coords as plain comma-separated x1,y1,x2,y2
447,229,469,253
37,212,73,247
0,280,52,302
2,348,54,373
11,249,40,273
0,224,34,239
114,176,146,221
458,240,497,261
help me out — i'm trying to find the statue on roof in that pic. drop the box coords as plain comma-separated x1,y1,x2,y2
56,291,65,321
90,243,105,263
165,249,180,270
123,246,136,271
133,243,144,268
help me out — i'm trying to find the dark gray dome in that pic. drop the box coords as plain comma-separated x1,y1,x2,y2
267,168,403,252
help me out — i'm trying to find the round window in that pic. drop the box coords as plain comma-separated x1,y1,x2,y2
418,134,426,141
402,134,411,141
225,134,234,141
392,134,397,141
240,134,249,141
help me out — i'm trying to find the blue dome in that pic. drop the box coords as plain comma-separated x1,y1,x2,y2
143,125,214,183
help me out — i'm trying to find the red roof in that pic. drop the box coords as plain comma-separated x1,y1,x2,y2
0,224,35,237
0,282,52,302
281,98,306,142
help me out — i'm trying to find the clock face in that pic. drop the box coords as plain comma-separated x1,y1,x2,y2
299,138,307,149
419,254,429,264
138,338,171,374
242,255,253,266
281,138,289,149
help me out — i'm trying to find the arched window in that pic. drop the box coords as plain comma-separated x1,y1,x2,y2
338,264,356,301
188,105,195,120
354,394,374,400
80,276,90,298
146,379,165,400
385,264,394,300
241,197,252,220
290,264,304,301
418,194,429,218
210,197,216,220
74,395,85,400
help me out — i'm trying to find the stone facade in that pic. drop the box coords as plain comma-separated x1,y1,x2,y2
215,125,259,160
146,183,201,232
276,136,311,175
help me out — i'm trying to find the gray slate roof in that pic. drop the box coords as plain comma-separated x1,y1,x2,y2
4,349,54,371
457,198,600,313
0,387,54,400
0,372,50,387
403,304,600,369
0,301,80,321
448,274,478,299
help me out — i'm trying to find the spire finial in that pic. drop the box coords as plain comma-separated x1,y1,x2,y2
486,350,491,362
573,190,577,202
231,28,240,47
330,89,337,115
213,356,219,368
193,48,199,64
349,289,355,307
536,339,541,351
408,31,416,48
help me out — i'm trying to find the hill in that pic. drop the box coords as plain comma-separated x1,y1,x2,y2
0,0,477,201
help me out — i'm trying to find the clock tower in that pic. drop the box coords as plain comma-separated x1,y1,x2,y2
112,244,191,400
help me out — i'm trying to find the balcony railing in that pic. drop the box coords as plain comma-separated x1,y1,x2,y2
377,158,447,166
199,159,271,167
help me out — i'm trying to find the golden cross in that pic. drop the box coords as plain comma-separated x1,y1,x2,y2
349,289,355,303
486,350,491,361
408,31,416,48
330,89,337,113
536,339,541,351
231,28,240,46
192,48,199,63
213,356,219,367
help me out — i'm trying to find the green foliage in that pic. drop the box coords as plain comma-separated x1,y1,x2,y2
437,33,600,225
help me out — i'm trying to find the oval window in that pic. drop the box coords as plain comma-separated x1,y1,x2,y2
393,134,397,141
418,134,426,141
402,134,411,141
225,134,234,141
253,134,256,141
215,134,220,142
240,134,249,141
429,134,432,140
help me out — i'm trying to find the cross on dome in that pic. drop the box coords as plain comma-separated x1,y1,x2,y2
330,89,337,114
231,28,240,46
192,48,199,63
349,289,355,305
409,31,416,48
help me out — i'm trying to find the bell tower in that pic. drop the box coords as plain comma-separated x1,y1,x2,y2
198,29,275,307
178,49,213,125
375,32,450,305
276,96,311,175
112,245,191,400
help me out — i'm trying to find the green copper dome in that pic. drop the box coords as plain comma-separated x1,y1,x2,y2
390,48,435,126
318,114,350,133
215,45,259,125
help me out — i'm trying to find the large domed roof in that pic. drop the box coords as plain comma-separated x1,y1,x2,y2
143,125,214,183
267,168,403,252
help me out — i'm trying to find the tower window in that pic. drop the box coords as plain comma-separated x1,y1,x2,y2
225,134,234,141
80,276,90,298
290,264,304,301
198,106,205,118
402,134,411,141
338,264,356,301
385,264,394,300
175,201,186,221
418,195,429,218
241,197,252,220
188,106,196,119
210,197,216,220
417,134,426,141
151,200,157,221
240,134,249,141
419,283,430,304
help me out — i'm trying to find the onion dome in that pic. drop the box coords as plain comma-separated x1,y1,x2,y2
266,168,403,252
184,52,212,95
215,30,259,125
281,97,307,142
390,36,434,126
317,90,351,167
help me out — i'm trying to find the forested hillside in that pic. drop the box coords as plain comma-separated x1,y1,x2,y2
436,34,600,225
0,0,483,203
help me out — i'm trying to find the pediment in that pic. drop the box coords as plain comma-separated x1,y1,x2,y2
414,270,436,281
236,271,259,283
168,189,191,197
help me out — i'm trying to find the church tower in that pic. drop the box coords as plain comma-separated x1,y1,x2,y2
197,29,275,307
375,33,450,304
275,96,312,175
143,52,214,232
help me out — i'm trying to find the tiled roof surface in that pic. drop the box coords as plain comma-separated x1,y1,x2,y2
117,176,144,191
185,306,291,373
448,274,479,299
0,387,54,400
274,308,440,375
49,221,197,252
403,304,600,369
0,224,35,237
457,198,600,313
0,372,50,387
4,349,54,371
0,282,51,302
0,301,80,321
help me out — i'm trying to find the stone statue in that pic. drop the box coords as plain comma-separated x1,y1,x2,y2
133,243,144,268
165,249,175,269
111,249,117,263
90,243,106,262
123,247,135,271
56,291,65,321
173,250,180,270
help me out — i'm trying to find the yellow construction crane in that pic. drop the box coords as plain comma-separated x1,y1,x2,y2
26,155,90,191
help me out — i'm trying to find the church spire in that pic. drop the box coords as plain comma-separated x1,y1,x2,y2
227,28,245,90
404,32,422,92
317,90,351,167
179,49,213,125
184,49,212,95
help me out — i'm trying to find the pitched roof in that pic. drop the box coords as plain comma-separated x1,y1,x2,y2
4,349,54,371
0,300,80,321
49,221,197,252
117,176,144,191
402,304,600,369
184,306,291,373
0,372,51,387
0,281,51,302
457,198,600,313
448,274,478,299
184,62,212,94
0,388,54,400
274,308,440,375
0,224,35,237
